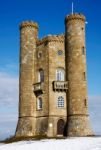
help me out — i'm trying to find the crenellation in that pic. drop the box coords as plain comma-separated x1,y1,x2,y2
37,34,64,46
20,21,38,30
65,13,85,23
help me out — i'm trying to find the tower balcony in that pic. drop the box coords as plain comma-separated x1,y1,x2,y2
33,82,44,93
53,81,68,91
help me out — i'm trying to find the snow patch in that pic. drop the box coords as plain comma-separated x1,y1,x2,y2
0,137,101,150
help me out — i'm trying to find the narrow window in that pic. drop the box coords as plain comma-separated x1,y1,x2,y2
84,99,87,107
37,51,42,59
56,68,65,81
83,72,86,80
38,69,44,82
37,97,42,110
82,47,85,55
58,96,64,108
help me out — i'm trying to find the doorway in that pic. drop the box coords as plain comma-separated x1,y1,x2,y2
57,119,65,136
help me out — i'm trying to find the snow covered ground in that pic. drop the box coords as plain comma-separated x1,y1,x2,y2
0,137,101,150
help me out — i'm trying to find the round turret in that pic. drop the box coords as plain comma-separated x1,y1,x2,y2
16,21,38,137
65,13,93,136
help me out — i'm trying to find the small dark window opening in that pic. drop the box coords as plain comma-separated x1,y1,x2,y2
58,50,63,56
82,27,84,30
44,41,48,46
82,47,85,55
84,99,87,107
83,72,86,80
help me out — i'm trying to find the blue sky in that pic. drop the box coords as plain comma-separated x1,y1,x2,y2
0,0,101,140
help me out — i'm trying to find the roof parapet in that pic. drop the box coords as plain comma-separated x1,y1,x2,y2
65,13,85,23
37,34,64,46
20,21,38,30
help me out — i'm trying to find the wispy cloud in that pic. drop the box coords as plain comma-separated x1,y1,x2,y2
0,63,19,77
0,72,19,106
89,95,101,105
88,95,101,135
0,112,18,140
0,71,19,140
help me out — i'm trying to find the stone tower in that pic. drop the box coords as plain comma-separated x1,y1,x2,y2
15,13,93,138
65,14,93,136
16,21,38,137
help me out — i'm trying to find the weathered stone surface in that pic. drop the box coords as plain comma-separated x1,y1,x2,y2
16,117,36,137
16,13,93,138
67,115,93,136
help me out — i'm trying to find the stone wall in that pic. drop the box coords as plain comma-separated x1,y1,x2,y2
35,35,67,137
47,36,67,137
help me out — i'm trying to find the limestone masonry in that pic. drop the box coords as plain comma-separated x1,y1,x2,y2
15,13,93,137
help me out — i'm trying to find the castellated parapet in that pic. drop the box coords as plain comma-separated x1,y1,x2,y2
20,21,38,29
15,13,93,138
37,34,64,46
65,13,85,22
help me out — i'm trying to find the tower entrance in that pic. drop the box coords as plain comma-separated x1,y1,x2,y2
57,119,65,136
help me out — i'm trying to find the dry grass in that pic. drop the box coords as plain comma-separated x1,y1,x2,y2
0,135,66,144
0,134,96,144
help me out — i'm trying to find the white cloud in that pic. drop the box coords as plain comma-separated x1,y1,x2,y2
0,114,18,123
88,95,101,135
0,63,19,74
0,71,19,140
0,72,19,106
0,112,18,140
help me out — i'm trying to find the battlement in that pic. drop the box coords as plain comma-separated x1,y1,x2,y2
65,13,85,23
20,21,38,30
37,34,64,46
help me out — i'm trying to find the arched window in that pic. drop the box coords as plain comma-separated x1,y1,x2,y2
38,69,44,82
58,96,64,108
37,97,42,110
56,68,65,81
37,51,42,59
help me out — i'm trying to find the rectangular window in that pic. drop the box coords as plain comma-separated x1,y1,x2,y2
37,98,42,110
58,96,64,108
38,69,44,82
